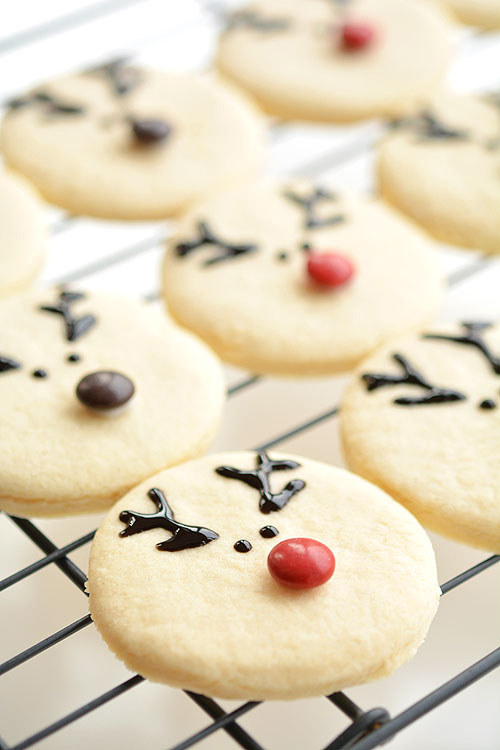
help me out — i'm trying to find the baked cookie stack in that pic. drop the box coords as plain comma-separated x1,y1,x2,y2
1,0,497,709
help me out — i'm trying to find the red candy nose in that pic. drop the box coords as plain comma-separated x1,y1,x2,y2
341,23,376,51
307,252,354,288
267,538,336,590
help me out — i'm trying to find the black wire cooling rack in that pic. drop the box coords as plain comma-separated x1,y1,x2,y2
1,1,500,749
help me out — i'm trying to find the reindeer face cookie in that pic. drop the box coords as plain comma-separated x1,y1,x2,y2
341,322,500,550
378,94,500,253
216,0,451,122
88,451,439,700
163,180,442,376
0,170,45,297
0,62,265,220
0,289,225,517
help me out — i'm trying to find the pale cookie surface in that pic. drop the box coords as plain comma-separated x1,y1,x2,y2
340,322,500,551
0,170,46,297
434,0,500,29
88,451,439,700
378,94,500,254
216,0,451,122
163,181,442,376
0,63,265,220
0,289,225,517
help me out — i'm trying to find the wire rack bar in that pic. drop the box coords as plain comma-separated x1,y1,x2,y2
8,517,88,593
167,702,261,750
8,674,145,750
351,647,500,750
0,0,148,56
184,692,266,750
440,554,500,594
326,693,365,721
0,615,92,677
0,530,95,592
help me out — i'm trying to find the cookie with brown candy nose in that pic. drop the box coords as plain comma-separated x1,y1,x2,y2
88,451,439,700
0,289,225,517
163,180,443,376
0,61,265,219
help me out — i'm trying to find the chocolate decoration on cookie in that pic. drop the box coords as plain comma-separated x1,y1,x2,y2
260,525,279,538
424,322,500,375
7,91,84,115
234,539,252,552
87,58,142,97
226,10,290,32
0,355,21,373
76,371,134,411
175,221,258,266
40,290,96,342
119,487,219,551
362,353,466,406
216,451,306,513
131,118,172,145
32,369,48,379
479,399,496,410
283,187,345,230
390,110,469,142
67,354,81,363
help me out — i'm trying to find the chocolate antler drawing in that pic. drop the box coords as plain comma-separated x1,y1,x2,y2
175,221,258,266
390,110,469,142
119,488,219,552
86,58,142,97
226,9,290,31
424,322,500,375
7,90,84,115
215,451,306,513
0,355,21,373
283,187,345,230
39,290,96,342
362,353,466,406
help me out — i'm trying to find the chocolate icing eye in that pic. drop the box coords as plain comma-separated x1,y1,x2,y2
76,371,134,412
67,354,81,363
32,369,48,379
479,399,496,410
131,118,172,144
0,355,21,373
234,540,252,553
260,525,279,539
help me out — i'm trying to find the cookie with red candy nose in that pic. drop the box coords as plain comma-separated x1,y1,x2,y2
88,451,439,700
163,180,442,376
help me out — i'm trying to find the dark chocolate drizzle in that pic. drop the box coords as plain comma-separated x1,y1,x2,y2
40,290,96,342
479,399,496,410
283,187,345,230
215,451,306,514
362,353,466,406
175,221,258,266
119,488,219,552
260,525,279,538
234,539,252,553
86,58,142,97
0,355,21,373
389,110,469,142
424,322,500,375
226,10,290,32
7,90,84,115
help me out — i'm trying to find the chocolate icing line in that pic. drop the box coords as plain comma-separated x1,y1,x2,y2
119,488,219,551
175,221,257,266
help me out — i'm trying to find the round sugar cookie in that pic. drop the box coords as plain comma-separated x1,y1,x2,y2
162,181,443,376
216,0,451,122
378,93,500,254
0,62,265,220
434,0,500,29
88,451,440,700
0,289,225,517
340,322,500,551
0,170,46,297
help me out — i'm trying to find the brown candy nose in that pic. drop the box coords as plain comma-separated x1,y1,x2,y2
76,371,135,411
131,118,171,144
